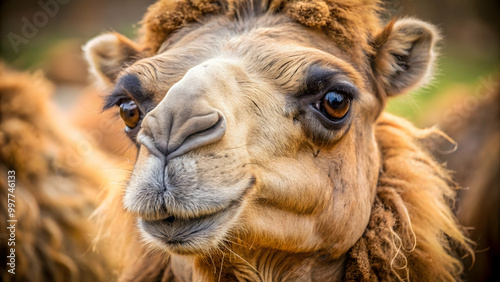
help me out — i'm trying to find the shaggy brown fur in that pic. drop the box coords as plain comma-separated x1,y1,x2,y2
345,113,469,281
0,64,118,281
140,0,381,61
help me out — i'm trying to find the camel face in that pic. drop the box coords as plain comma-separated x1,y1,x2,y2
85,0,440,267
99,17,379,256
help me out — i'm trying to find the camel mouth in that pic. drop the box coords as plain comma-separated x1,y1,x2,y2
127,149,257,254
138,199,241,254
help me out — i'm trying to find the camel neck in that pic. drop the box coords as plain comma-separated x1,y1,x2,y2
170,247,345,281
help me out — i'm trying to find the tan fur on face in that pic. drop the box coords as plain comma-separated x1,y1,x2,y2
83,1,472,281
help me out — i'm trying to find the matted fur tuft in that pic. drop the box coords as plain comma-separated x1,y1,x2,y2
345,113,472,281
140,0,382,59
141,0,221,53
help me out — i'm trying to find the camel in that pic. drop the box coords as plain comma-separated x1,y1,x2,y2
0,64,121,281
84,0,471,280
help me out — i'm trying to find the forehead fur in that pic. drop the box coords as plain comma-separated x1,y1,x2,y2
140,0,382,58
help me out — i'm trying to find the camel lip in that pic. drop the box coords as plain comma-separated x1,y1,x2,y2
135,193,242,222
130,175,256,222
143,197,240,223
139,199,241,251
137,176,256,253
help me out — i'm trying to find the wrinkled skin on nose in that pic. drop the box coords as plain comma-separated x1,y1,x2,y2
139,64,227,161
124,59,253,225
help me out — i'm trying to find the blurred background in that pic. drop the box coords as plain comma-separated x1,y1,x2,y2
1,0,157,111
1,0,499,280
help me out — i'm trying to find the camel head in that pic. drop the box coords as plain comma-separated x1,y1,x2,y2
84,0,441,279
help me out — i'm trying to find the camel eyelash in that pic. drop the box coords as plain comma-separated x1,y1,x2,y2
103,89,143,111
104,74,148,111
103,94,127,111
300,65,358,99
325,82,357,100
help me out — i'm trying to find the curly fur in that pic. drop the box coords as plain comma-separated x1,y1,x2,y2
140,0,381,60
345,113,471,281
0,64,117,281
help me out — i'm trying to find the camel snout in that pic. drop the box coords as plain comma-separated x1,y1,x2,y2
140,64,229,160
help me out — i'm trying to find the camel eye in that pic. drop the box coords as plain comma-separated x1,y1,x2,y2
316,91,351,121
119,100,140,128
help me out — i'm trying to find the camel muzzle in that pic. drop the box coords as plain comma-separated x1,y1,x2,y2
139,64,228,161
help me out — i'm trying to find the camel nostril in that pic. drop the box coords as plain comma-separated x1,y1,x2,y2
166,111,226,161
164,216,176,223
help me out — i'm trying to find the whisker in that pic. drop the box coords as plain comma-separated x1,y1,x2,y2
223,238,245,248
208,253,217,274
218,252,224,282
226,234,250,248
223,144,248,151
222,244,260,277
250,237,256,250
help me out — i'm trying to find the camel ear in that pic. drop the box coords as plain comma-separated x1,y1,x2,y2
83,33,142,85
371,18,440,97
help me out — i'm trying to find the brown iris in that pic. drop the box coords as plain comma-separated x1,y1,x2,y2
119,100,140,128
320,91,350,120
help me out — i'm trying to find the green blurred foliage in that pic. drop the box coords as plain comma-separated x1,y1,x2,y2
387,51,499,124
